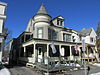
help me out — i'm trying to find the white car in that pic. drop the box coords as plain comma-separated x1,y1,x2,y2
0,62,11,75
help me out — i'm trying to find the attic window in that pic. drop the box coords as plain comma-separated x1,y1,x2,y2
57,19,63,26
90,37,94,43
61,21,63,26
57,19,60,25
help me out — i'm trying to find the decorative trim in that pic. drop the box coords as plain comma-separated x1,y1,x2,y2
34,21,50,24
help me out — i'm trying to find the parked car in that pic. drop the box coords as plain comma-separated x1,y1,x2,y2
0,62,11,75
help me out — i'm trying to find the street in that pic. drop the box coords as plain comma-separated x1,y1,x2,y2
7,64,100,75
64,65,100,75
9,66,42,75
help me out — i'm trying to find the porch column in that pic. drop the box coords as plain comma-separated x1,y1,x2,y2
87,46,89,63
70,45,72,60
0,43,2,62
70,45,72,56
47,44,49,57
59,45,61,56
95,46,99,62
24,46,26,57
59,45,61,62
46,44,49,64
33,43,36,63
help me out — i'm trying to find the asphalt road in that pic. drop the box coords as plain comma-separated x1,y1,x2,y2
9,66,42,75
8,65,100,75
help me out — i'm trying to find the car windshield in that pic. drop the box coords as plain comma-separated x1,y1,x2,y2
0,62,4,70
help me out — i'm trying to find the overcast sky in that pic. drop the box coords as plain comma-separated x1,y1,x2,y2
2,0,100,38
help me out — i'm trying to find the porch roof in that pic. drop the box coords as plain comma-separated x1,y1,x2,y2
22,38,81,47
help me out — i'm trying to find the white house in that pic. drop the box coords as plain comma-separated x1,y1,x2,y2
10,4,98,68
0,2,7,62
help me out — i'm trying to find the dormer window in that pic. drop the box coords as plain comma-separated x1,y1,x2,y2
57,19,60,25
57,19,63,26
61,21,63,26
52,16,64,27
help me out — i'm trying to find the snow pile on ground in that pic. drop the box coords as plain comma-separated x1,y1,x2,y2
92,63,100,67
90,72,100,75
76,64,81,67
64,63,81,67
0,68,11,75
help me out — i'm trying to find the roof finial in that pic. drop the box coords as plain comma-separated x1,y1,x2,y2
37,3,48,14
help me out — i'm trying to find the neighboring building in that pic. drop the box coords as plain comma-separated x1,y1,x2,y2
0,2,7,62
96,22,100,57
10,4,98,68
3,38,16,64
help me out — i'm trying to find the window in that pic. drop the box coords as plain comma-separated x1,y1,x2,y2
53,31,58,40
37,27,43,38
79,35,82,41
72,36,75,42
66,34,71,42
90,37,94,43
57,19,63,26
63,33,66,41
63,33,71,42
27,47,33,57
60,21,63,26
25,35,31,41
57,19,60,25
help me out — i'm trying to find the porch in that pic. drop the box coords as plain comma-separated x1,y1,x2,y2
81,44,98,63
18,39,81,66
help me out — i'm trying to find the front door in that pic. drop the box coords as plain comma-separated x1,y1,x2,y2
38,47,42,62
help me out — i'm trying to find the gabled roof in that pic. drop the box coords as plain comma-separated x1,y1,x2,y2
81,28,92,36
73,28,93,36
37,3,48,15
52,16,64,21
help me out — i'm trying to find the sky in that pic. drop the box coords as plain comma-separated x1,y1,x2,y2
1,0,100,38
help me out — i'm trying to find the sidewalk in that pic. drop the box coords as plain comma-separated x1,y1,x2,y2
64,65,100,75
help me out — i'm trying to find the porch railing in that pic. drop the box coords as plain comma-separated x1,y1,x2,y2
35,57,80,72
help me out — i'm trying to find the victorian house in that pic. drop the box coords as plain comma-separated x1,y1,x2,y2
9,4,98,67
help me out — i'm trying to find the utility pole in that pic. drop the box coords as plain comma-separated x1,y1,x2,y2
82,40,87,75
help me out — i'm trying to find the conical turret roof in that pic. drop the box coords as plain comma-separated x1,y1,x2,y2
37,3,48,15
